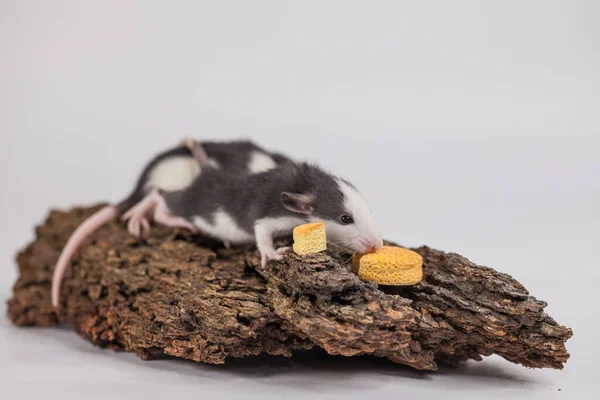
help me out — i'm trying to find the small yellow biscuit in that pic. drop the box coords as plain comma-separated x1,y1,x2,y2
293,222,327,255
352,246,423,286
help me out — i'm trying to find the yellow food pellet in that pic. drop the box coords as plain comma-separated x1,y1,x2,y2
292,222,327,255
352,246,423,286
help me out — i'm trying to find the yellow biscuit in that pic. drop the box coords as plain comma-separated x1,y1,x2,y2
293,222,327,255
352,246,423,286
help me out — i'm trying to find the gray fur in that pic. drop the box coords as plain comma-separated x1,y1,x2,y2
117,139,291,212
202,140,291,172
164,162,348,234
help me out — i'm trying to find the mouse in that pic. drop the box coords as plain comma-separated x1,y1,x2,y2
51,138,291,307
136,161,384,268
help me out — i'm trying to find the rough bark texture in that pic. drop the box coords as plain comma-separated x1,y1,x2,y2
6,205,572,371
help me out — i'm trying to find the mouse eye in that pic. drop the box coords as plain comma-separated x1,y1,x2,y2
340,215,354,225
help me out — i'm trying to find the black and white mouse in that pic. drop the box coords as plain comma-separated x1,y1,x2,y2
129,161,384,268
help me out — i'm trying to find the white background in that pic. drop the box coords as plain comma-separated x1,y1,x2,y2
1,1,598,399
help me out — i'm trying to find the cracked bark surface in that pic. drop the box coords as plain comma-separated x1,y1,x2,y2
6,205,572,370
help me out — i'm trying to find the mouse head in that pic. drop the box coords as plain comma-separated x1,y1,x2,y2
280,166,383,254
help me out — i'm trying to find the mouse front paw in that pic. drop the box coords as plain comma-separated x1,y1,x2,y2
275,246,290,255
260,247,290,268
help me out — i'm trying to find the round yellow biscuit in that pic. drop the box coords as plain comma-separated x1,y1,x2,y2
352,246,423,286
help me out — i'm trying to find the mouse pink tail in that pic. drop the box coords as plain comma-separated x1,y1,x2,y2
51,205,119,308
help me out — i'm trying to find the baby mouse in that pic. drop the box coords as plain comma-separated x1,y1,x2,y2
51,138,291,307
157,161,384,267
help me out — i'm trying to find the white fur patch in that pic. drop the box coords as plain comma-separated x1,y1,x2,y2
255,216,306,237
329,180,383,253
145,156,201,192
193,209,254,243
254,216,306,254
248,151,277,174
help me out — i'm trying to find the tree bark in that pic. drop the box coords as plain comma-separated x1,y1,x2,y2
7,205,572,370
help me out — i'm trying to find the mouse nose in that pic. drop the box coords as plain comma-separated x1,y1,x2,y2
361,239,382,254
368,238,384,253
359,237,383,254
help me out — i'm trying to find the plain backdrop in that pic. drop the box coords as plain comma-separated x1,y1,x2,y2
1,1,599,399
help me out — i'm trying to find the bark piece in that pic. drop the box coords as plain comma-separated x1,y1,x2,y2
7,205,312,362
251,247,571,370
6,205,572,370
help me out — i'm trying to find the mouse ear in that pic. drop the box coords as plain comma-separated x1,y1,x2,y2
280,192,315,215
